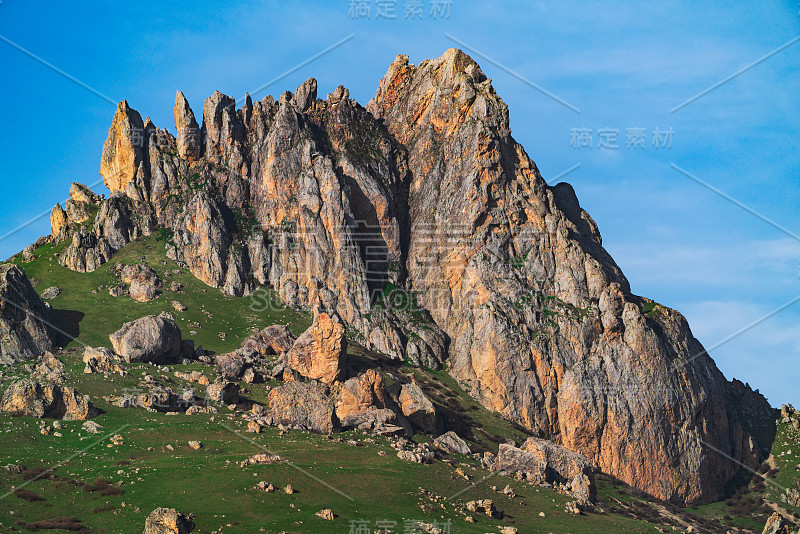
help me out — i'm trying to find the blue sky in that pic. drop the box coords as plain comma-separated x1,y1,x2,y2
0,1,798,405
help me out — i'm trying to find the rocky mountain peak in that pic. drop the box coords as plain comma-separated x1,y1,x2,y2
34,49,775,505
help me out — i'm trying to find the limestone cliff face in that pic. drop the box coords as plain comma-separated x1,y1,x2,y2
366,49,773,504
44,49,773,504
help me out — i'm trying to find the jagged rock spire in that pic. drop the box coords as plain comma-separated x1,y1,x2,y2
174,91,202,161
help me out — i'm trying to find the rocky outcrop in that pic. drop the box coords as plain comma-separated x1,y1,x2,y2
242,324,296,356
268,381,336,434
496,438,596,502
83,347,127,375
365,49,773,504
0,264,54,364
335,369,391,420
109,313,182,363
397,381,437,434
31,352,65,384
70,182,102,204
101,101,146,195
0,379,96,420
284,313,346,385
174,91,201,161
120,263,162,302
143,507,195,534
38,49,772,504
55,186,153,273
761,512,795,534
50,204,68,237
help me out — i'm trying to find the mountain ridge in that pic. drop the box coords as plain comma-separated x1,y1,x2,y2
13,48,775,506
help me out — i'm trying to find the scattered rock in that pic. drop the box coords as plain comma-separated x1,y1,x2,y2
40,286,61,300
315,508,335,520
171,301,187,312
188,441,202,450
82,420,103,434
284,484,295,495
143,507,195,534
255,481,275,492
240,453,283,467
465,499,499,518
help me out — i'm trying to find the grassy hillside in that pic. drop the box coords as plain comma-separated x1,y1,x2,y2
0,234,794,533
11,233,310,354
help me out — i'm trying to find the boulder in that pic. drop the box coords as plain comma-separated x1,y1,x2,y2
0,379,96,420
495,437,596,503
0,264,54,364
284,313,346,385
121,263,161,302
335,369,391,420
109,313,181,363
340,408,398,432
268,382,336,434
83,347,127,375
40,286,61,300
433,431,471,455
31,352,66,384
242,324,296,356
206,379,239,404
215,349,250,380
397,381,437,434
143,507,195,534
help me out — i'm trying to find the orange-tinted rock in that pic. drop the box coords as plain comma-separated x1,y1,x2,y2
100,101,145,194
335,369,390,420
284,313,346,385
174,91,201,161
50,203,68,237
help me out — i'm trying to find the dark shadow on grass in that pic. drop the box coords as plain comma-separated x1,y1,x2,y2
48,309,84,347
